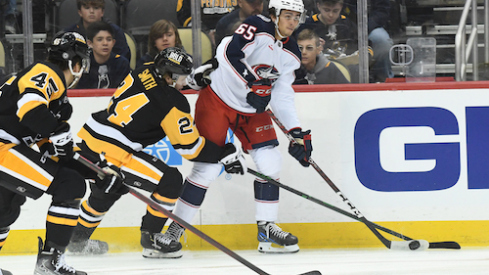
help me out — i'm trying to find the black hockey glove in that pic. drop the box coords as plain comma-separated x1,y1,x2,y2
246,80,272,113
50,95,73,122
186,58,218,90
288,128,312,167
41,122,74,161
219,143,247,175
95,163,128,195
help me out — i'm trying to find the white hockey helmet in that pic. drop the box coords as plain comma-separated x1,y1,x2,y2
269,0,306,23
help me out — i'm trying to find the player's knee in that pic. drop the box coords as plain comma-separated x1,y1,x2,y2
155,167,183,198
52,199,81,209
87,182,122,212
187,162,222,188
0,193,25,228
250,146,282,179
48,166,86,202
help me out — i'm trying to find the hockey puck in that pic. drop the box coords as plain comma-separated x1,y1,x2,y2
409,240,421,250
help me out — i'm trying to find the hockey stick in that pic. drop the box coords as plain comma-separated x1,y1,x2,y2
266,110,460,250
73,152,321,275
248,168,459,250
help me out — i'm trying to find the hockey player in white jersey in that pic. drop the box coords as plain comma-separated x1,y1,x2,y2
166,0,313,254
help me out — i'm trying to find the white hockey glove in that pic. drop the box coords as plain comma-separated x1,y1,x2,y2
186,58,218,90
219,143,247,175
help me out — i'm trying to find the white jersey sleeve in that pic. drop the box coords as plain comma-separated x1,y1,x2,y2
269,37,302,131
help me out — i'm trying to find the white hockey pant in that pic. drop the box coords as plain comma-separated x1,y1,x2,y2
172,145,282,224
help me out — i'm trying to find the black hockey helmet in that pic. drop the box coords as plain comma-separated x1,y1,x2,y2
48,31,90,88
48,31,90,63
153,47,193,79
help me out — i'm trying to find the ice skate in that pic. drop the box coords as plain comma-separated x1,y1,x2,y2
140,223,184,259
257,221,299,253
34,237,87,275
67,239,108,255
0,269,12,275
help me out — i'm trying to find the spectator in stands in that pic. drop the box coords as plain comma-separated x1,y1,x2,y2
302,0,318,17
136,19,187,90
2,0,18,34
137,19,183,67
77,21,130,89
297,0,358,58
64,0,131,61
296,0,373,83
176,0,239,47
214,0,264,46
343,0,393,82
294,29,351,84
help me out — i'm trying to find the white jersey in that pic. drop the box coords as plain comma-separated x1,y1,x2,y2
209,14,302,131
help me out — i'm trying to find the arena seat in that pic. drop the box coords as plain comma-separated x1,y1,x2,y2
0,40,5,77
178,28,213,64
124,32,137,69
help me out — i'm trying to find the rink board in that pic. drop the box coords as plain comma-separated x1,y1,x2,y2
4,81,489,254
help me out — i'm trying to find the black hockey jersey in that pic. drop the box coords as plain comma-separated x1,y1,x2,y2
78,63,223,164
0,62,71,149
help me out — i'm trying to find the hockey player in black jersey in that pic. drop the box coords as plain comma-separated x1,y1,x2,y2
66,47,246,258
0,31,90,275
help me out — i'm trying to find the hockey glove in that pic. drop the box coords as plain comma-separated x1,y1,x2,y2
219,143,247,175
95,163,128,195
41,123,74,161
288,128,313,167
50,96,73,122
246,81,272,113
186,58,218,90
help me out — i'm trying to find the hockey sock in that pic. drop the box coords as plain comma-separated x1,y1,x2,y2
172,178,208,222
72,200,106,242
70,223,98,243
141,192,178,233
254,179,279,200
45,201,80,248
0,227,9,251
254,179,280,221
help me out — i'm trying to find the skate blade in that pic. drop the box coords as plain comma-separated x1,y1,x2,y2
257,242,299,254
142,248,183,259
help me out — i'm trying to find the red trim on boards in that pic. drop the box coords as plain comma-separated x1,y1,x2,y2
67,81,489,98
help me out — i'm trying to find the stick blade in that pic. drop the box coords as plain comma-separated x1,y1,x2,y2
390,240,429,251
298,271,322,275
428,241,461,249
